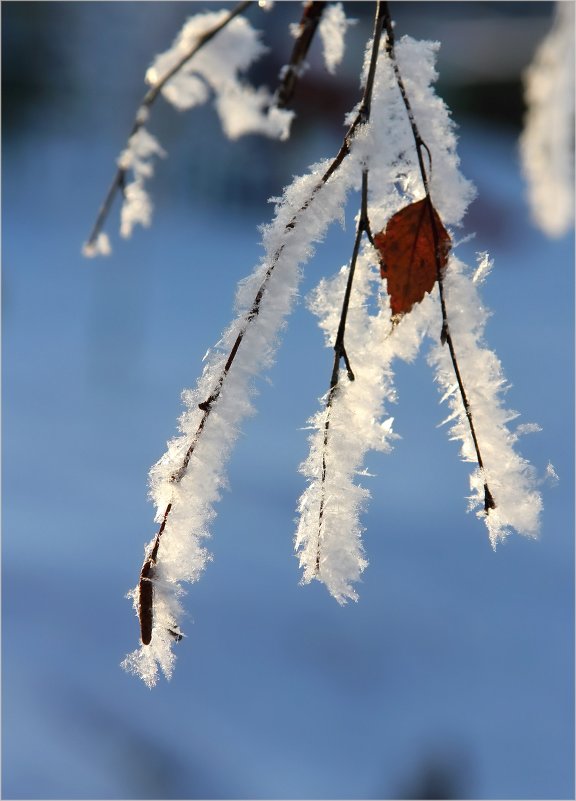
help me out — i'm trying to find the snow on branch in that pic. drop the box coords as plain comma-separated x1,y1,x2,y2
83,1,292,257
275,1,327,108
520,1,575,238
318,3,356,75
428,256,542,548
105,3,549,683
117,128,166,239
294,26,544,601
122,2,394,686
295,245,397,602
122,99,376,687
380,35,543,537
147,9,293,140
294,31,466,600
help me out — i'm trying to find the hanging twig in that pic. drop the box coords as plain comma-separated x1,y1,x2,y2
313,0,388,574
274,1,327,109
84,0,253,253
316,169,375,573
382,3,495,513
138,0,388,644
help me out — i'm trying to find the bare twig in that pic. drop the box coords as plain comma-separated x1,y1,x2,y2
382,3,495,514
85,0,253,253
138,1,388,644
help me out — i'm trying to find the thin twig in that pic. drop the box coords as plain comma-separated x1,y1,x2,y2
274,1,327,109
382,3,495,513
138,0,387,644
316,169,374,573
85,0,253,252
314,2,387,574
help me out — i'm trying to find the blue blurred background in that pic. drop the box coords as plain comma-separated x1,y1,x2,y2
2,3,574,799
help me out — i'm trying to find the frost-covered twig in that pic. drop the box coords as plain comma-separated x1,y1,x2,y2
274,1,327,109
382,5,495,514
296,7,543,603
428,255,542,548
115,2,546,682
319,2,356,75
84,0,253,255
314,170,374,575
123,2,387,686
274,0,355,109
520,1,575,238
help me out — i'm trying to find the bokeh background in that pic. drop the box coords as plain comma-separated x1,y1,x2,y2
3,3,574,799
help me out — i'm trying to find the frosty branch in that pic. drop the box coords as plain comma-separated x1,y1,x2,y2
381,7,495,514
84,0,253,255
284,3,385,578
275,1,327,109
316,169,373,574
82,1,553,685
138,0,386,649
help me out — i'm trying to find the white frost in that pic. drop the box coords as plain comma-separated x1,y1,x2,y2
295,34,543,601
295,249,429,602
216,85,293,141
117,127,166,177
520,1,575,237
101,8,294,251
147,11,293,140
117,127,166,239
428,257,542,548
82,232,111,258
319,3,356,75
123,28,546,682
123,138,363,685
